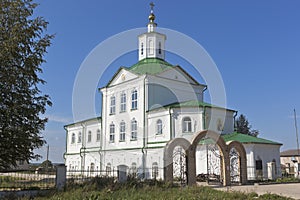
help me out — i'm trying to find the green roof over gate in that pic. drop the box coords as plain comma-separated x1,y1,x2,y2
129,58,173,75
222,132,282,145
199,132,282,145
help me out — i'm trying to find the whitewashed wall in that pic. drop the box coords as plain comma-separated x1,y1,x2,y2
101,74,146,151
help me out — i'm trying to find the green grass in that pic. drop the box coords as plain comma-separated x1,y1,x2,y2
4,177,294,200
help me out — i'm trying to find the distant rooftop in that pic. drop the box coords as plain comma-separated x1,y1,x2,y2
280,149,300,157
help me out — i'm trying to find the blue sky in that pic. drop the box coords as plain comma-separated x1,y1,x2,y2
34,1,300,163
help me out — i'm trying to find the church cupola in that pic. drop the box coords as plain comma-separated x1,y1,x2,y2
138,2,166,61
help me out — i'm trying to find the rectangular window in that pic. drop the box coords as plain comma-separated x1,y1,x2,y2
109,124,115,143
131,90,138,110
96,130,101,142
183,117,192,133
78,132,82,143
87,131,92,143
131,120,137,140
120,122,126,142
120,92,126,112
71,133,75,144
256,160,262,170
157,119,163,135
110,96,116,114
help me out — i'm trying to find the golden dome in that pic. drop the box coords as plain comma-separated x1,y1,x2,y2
148,13,155,22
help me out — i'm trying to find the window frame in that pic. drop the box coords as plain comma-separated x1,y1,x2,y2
96,129,101,142
78,131,82,143
109,123,115,143
131,89,138,110
119,121,126,142
120,92,126,112
87,131,92,143
156,119,163,135
182,117,192,133
71,133,76,144
141,43,144,55
152,162,159,179
131,118,137,141
110,96,116,115
158,42,162,54
106,163,112,176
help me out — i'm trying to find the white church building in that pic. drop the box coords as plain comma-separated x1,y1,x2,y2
64,6,282,182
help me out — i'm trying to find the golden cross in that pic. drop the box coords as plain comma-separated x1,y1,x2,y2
150,2,155,13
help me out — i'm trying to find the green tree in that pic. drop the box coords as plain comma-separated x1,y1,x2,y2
235,114,259,137
0,0,53,169
40,159,53,169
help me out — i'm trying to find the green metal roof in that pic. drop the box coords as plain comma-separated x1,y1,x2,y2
129,58,174,75
149,100,236,112
199,132,282,145
222,132,282,145
168,100,218,108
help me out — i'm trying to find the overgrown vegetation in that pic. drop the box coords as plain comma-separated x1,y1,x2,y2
0,0,53,169
3,177,294,200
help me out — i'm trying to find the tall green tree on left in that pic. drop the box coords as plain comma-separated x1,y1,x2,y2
0,0,54,169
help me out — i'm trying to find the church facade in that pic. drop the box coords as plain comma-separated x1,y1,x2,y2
64,7,282,181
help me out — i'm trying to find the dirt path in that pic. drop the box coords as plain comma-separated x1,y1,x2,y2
212,183,300,199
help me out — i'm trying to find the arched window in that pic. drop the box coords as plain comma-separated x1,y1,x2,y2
131,89,138,110
141,43,144,55
78,132,82,143
106,163,111,176
152,162,159,179
87,131,92,142
110,96,116,114
96,129,101,142
119,121,126,142
71,133,75,144
156,119,163,134
182,117,192,132
130,162,137,177
149,39,154,55
158,42,162,54
90,163,95,175
109,123,115,143
120,92,126,112
131,118,137,140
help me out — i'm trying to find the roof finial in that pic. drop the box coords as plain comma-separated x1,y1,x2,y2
150,2,154,14
148,2,155,23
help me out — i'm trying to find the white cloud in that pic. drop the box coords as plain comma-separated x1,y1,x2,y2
45,114,73,124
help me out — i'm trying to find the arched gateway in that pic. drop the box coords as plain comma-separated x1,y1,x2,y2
163,130,247,186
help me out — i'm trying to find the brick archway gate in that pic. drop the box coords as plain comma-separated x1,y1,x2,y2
227,141,247,185
189,130,230,186
163,138,193,185
163,130,247,186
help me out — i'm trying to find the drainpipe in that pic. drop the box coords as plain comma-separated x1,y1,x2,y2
203,106,207,130
63,126,68,165
142,75,147,179
233,111,238,132
202,85,208,130
98,118,103,171
169,108,173,140
80,123,86,172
